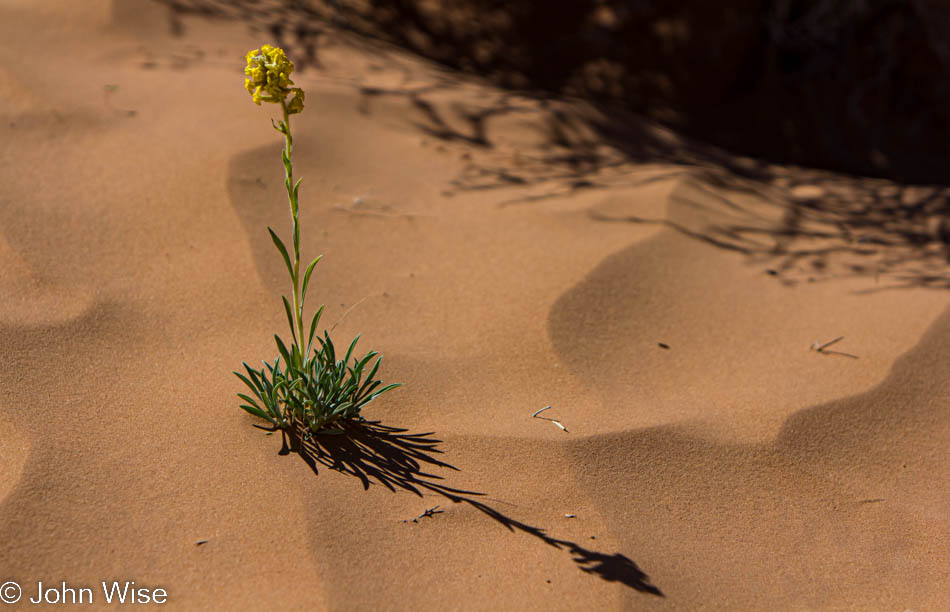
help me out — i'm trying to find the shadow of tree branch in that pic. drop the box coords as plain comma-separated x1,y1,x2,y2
155,0,950,291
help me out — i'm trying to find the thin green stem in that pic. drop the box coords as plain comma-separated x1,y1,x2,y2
280,100,306,368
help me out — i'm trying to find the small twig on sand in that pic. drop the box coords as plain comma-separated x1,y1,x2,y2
532,406,569,432
408,505,442,523
810,336,859,359
813,336,844,352
329,295,373,331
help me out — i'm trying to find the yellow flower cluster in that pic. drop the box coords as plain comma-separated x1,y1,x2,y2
244,44,305,113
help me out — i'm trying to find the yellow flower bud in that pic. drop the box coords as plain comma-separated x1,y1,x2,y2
287,88,305,114
243,44,305,111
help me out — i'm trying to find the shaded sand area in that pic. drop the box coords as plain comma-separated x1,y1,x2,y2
1,1,948,609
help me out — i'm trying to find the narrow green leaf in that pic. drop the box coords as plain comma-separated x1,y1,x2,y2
301,256,322,303
291,344,302,371
356,379,381,403
234,371,263,397
356,356,382,398
293,220,300,256
353,351,378,377
323,332,336,365
293,177,302,203
243,364,266,392
343,335,361,367
237,393,262,409
267,227,294,281
281,296,298,345
332,402,354,416
312,331,327,355
240,404,274,422
274,334,292,367
363,383,401,404
251,365,273,393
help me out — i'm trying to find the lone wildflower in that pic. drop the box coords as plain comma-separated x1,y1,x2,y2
235,45,399,439
244,44,304,113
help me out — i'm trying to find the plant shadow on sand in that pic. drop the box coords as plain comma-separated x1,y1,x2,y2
271,419,663,596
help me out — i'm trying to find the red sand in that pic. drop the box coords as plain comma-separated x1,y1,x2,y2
1,1,947,609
